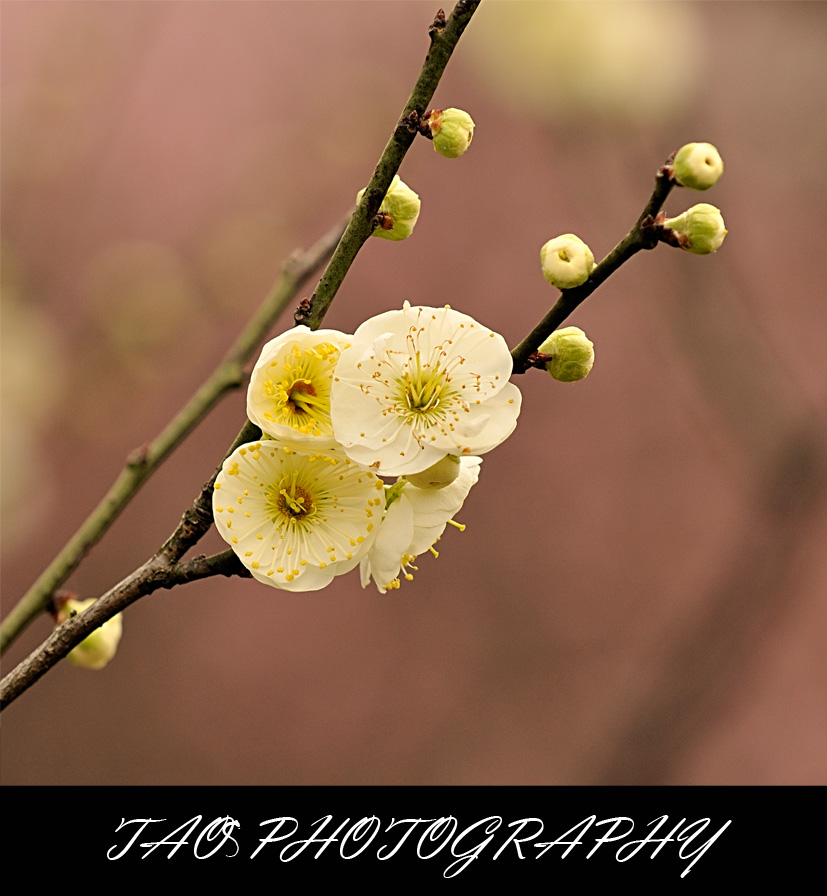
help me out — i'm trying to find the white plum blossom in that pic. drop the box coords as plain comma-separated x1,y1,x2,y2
213,441,384,592
330,303,521,477
361,455,481,593
247,326,351,450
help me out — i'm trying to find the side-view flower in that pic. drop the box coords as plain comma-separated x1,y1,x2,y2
361,456,481,593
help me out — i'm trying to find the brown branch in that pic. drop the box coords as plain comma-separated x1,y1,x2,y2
0,216,347,654
1,549,248,710
298,0,480,331
510,164,675,373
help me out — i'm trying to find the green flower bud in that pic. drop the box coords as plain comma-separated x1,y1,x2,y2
357,175,421,241
57,598,123,670
663,203,727,254
538,326,595,382
673,142,723,190
540,234,595,290
404,454,461,490
426,108,475,158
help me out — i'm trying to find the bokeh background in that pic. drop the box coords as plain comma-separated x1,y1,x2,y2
2,1,826,785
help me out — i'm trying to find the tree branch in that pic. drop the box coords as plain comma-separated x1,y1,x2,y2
510,164,675,372
1,215,348,654
298,1,480,330
1,550,248,710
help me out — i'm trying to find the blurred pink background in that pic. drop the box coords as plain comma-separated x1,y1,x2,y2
2,1,826,785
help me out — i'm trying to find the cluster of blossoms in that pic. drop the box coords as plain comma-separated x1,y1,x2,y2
59,106,484,667
213,302,521,593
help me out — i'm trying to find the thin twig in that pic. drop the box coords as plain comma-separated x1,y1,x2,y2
299,1,480,330
510,166,675,372
0,215,349,653
1,550,246,710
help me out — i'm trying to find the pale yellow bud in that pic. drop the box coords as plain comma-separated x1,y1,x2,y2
357,175,421,241
673,142,724,191
540,234,595,290
58,598,124,670
405,454,461,490
426,108,475,158
663,203,727,254
538,326,595,382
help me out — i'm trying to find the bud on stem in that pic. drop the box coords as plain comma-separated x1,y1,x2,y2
662,203,727,254
672,142,724,191
357,175,421,241
538,327,595,382
422,108,475,158
540,234,595,290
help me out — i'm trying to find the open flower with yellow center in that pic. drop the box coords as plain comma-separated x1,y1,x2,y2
247,326,351,450
330,303,521,477
213,441,384,592
361,456,481,593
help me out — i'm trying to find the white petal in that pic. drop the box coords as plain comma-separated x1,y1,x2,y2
448,382,522,457
360,496,415,593
405,457,481,552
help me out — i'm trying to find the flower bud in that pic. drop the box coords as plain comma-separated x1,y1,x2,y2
404,454,461,490
540,234,595,290
357,175,421,241
663,203,727,254
538,326,595,382
673,142,723,191
57,598,123,670
425,108,475,158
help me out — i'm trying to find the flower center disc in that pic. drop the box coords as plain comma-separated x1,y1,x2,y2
270,475,315,522
397,366,450,420
286,379,317,414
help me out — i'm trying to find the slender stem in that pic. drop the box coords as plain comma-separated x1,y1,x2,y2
0,216,347,654
1,550,244,710
301,1,480,330
510,167,675,372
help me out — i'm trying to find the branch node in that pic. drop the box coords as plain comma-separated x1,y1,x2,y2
429,9,447,41
639,212,665,250
374,212,395,232
518,351,553,374
126,444,150,469
294,295,314,326
418,111,434,139
49,589,76,619
397,110,420,137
